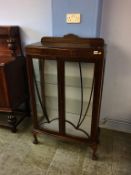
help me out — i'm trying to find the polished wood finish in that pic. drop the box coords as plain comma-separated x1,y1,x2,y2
0,26,23,57
0,26,29,132
25,34,105,159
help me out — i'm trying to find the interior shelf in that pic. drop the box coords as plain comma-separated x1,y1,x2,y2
36,96,92,116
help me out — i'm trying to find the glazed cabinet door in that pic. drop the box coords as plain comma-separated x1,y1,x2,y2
32,58,95,140
65,61,94,139
32,59,59,132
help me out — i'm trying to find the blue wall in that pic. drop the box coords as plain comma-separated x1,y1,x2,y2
52,0,102,37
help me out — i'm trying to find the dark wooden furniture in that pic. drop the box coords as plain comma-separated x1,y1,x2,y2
0,26,29,132
25,34,105,160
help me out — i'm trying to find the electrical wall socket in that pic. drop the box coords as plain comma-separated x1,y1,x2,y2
66,13,81,24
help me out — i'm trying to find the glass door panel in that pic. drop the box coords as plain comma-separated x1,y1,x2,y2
33,59,59,132
65,62,95,138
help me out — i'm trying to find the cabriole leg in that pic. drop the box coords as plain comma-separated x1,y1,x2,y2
91,143,98,160
33,132,39,144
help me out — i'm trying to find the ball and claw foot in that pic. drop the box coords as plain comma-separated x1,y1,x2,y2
91,143,98,160
8,115,17,133
33,134,39,144
92,153,98,160
11,127,17,133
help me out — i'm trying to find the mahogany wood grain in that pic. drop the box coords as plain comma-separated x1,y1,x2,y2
0,26,29,132
26,34,105,159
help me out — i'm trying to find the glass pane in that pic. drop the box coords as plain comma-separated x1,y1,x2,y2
33,59,59,132
65,62,94,138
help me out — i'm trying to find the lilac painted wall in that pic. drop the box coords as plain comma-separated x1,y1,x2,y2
100,0,131,133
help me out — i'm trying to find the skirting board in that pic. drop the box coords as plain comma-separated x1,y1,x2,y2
100,118,131,134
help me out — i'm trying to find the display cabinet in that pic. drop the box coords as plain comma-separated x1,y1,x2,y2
25,34,105,159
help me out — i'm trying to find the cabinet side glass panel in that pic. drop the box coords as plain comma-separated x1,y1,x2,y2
65,62,94,138
33,59,59,132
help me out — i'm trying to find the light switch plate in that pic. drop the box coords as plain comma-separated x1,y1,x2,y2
66,13,81,23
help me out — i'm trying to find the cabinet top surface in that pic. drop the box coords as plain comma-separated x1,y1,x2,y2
25,34,105,59
27,34,104,48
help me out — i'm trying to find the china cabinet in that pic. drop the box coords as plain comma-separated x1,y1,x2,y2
26,34,105,159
